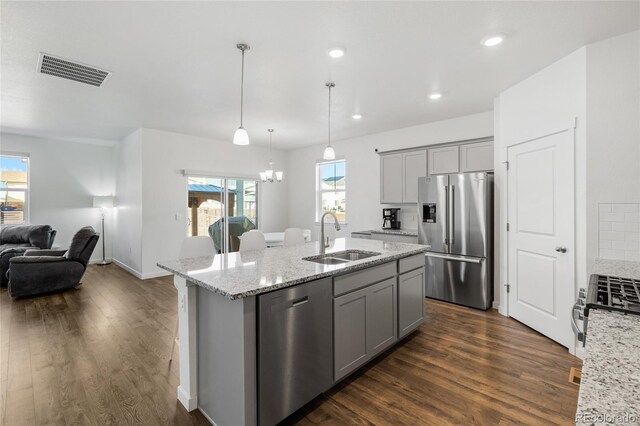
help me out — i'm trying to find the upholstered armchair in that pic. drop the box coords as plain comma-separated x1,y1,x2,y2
7,226,99,298
0,224,56,287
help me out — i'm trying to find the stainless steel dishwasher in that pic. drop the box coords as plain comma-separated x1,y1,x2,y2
258,277,333,426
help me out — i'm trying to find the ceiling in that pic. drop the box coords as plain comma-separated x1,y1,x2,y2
1,1,638,149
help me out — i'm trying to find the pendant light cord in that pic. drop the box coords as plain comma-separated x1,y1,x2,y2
240,49,245,127
269,129,273,163
327,84,332,148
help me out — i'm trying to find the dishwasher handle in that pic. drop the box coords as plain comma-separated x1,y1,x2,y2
292,296,309,307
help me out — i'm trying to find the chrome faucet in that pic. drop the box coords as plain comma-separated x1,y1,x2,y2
320,211,342,255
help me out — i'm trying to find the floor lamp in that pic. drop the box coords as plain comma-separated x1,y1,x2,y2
93,196,114,265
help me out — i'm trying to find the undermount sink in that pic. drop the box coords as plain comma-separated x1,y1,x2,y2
303,250,381,265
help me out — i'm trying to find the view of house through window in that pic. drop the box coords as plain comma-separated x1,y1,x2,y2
186,176,258,253
0,154,29,224
317,159,346,223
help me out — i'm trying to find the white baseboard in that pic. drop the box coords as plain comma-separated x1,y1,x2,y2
141,270,172,280
498,304,508,317
492,301,500,310
88,258,113,265
110,259,171,280
177,386,198,412
112,258,143,279
574,345,586,360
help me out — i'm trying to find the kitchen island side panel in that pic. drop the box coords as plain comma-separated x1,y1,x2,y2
197,287,257,426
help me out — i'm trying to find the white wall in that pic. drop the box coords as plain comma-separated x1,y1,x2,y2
113,129,143,274
494,30,640,347
586,30,640,265
114,128,288,278
495,47,588,317
0,133,117,262
285,111,493,240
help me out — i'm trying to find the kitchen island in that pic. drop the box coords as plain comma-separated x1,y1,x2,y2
158,237,429,426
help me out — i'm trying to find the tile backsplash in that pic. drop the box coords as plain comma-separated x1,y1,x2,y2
599,203,640,261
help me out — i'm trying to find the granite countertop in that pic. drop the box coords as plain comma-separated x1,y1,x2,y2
575,310,640,424
352,229,419,237
592,258,640,280
157,237,429,300
370,228,418,237
575,258,640,425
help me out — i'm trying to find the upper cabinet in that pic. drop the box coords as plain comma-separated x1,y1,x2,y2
380,138,493,204
381,150,427,204
380,154,404,203
403,150,427,203
428,145,459,175
460,141,494,172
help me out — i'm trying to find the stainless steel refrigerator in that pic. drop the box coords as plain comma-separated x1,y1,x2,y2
418,172,493,310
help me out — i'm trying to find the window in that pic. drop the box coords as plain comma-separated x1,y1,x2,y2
0,154,29,224
186,175,258,253
316,159,346,223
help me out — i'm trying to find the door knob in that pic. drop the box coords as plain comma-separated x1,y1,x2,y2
555,246,567,253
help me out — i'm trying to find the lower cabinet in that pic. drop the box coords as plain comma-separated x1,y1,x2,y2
334,277,397,381
398,268,425,338
366,278,397,354
334,287,368,380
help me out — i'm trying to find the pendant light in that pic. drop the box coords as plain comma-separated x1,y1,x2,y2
323,82,336,160
233,43,250,145
260,129,283,183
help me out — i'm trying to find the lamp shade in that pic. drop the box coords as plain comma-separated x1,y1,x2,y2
93,196,114,209
323,145,336,160
233,127,250,145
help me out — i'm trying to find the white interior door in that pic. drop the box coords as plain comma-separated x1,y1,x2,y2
507,130,575,348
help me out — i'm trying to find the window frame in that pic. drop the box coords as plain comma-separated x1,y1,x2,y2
0,152,30,225
315,158,347,225
184,171,260,253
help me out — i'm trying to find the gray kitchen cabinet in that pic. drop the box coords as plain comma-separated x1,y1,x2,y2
398,267,425,338
379,139,493,203
428,145,460,175
460,141,493,172
403,149,427,203
380,154,404,203
334,276,398,381
366,278,397,355
334,285,370,380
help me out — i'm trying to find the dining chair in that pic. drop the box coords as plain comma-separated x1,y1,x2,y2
283,228,305,247
239,230,267,251
170,236,215,363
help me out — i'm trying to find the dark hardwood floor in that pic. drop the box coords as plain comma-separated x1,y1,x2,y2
0,264,581,425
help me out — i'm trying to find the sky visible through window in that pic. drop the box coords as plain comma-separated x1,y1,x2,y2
0,157,28,171
320,161,345,181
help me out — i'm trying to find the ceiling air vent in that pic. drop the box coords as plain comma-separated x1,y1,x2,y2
37,53,111,87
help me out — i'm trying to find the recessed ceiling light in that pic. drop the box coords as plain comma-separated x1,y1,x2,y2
328,48,345,58
429,93,442,100
482,35,504,47
352,113,362,119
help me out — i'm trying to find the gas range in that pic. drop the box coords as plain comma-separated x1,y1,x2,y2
586,274,640,315
572,274,640,345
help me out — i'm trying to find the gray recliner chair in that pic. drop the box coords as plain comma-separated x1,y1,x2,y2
0,224,57,287
7,226,99,298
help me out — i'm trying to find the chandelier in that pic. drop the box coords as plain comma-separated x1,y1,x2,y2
260,129,283,183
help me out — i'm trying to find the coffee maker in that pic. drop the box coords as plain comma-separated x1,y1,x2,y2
382,208,401,229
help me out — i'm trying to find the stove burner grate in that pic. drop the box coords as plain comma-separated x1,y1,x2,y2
594,275,640,312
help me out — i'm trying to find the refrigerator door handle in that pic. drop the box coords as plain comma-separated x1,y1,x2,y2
425,252,484,264
449,185,455,246
444,185,449,245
